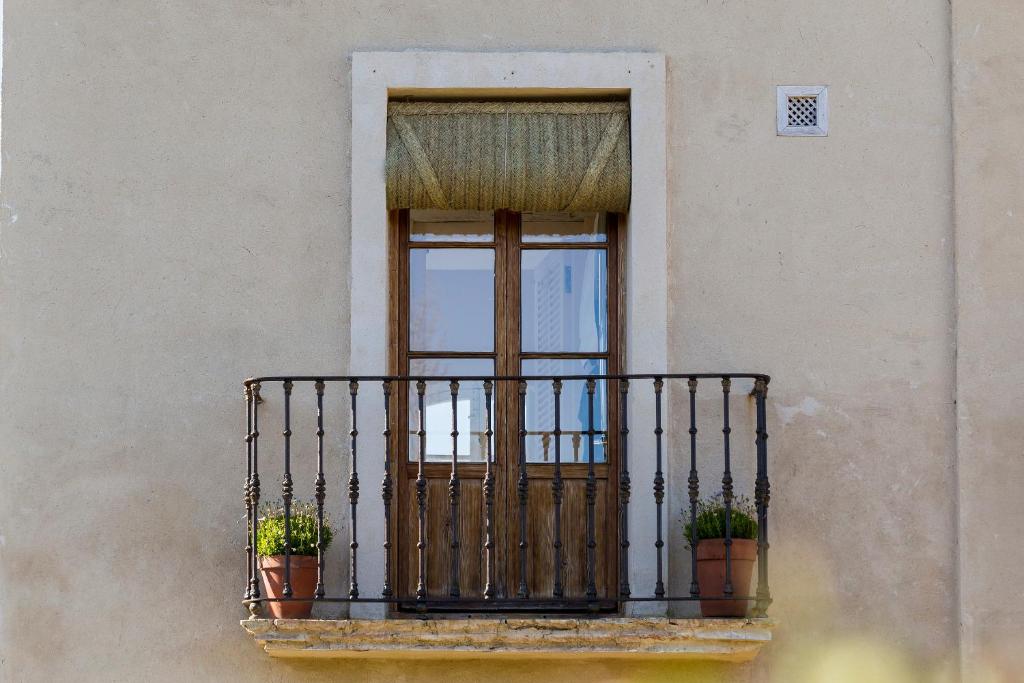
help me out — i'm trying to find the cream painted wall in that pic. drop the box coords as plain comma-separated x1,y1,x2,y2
664,1,957,672
952,1,1024,679
0,0,1011,680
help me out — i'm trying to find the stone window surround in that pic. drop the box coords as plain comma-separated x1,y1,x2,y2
348,51,669,618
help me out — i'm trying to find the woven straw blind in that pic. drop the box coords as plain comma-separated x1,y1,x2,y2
386,101,631,212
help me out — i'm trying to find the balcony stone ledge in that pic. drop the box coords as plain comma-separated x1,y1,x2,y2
240,616,774,661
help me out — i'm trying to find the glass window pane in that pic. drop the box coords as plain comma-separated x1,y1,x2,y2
522,358,607,464
521,212,607,243
521,249,607,353
408,358,494,463
410,210,494,242
410,248,494,352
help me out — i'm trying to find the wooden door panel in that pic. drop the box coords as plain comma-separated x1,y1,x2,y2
400,471,489,599
513,475,612,600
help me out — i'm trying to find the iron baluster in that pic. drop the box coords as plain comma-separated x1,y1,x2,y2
381,380,394,600
551,379,565,599
721,378,733,597
618,378,631,599
248,382,262,616
585,378,598,603
688,378,700,598
415,380,428,603
244,385,254,600
482,380,496,600
517,380,530,599
752,378,773,617
281,381,294,599
448,380,461,598
314,380,327,600
348,380,360,599
653,377,665,599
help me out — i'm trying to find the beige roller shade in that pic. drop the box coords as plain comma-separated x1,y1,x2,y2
386,101,631,212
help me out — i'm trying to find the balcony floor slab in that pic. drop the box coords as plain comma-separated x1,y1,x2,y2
240,616,774,661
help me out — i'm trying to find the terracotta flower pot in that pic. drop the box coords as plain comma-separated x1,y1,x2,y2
695,538,757,617
258,555,319,619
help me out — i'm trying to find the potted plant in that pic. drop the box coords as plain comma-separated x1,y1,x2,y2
684,493,759,617
256,501,333,619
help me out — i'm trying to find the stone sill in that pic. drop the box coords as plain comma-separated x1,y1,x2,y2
241,617,774,661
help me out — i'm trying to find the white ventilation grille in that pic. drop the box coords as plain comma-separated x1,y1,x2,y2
787,96,818,127
777,86,828,136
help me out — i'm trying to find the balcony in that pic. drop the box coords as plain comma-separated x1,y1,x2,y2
240,372,774,659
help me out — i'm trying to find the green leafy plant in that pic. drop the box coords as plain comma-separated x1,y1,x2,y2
683,493,758,545
255,501,333,557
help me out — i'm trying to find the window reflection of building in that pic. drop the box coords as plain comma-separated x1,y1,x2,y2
531,251,567,461
524,250,608,463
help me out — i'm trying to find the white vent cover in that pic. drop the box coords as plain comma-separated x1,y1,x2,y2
777,85,828,136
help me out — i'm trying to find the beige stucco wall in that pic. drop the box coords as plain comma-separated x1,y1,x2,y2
952,1,1024,679
0,0,1016,680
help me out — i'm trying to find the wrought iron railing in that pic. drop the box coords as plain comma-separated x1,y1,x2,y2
242,373,772,617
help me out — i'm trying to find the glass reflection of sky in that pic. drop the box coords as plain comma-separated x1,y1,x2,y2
409,249,494,352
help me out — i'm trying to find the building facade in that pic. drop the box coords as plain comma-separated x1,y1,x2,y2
0,1,1022,681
